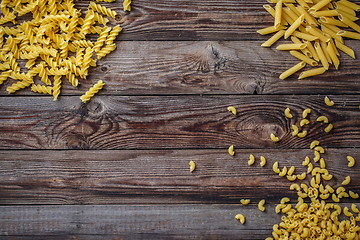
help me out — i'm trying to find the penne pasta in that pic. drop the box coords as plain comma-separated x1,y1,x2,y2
268,0,296,3
339,14,360,33
336,9,359,21
285,14,305,38
310,10,339,17
257,25,286,35
290,50,318,65
261,30,286,47
319,16,348,27
264,5,288,26
326,42,340,69
277,43,307,50
337,29,360,40
320,40,332,63
309,0,332,12
283,7,299,22
275,0,284,29
296,0,310,9
291,36,312,57
292,30,319,41
314,41,330,69
296,5,318,26
299,67,326,79
280,61,306,79
285,3,301,16
329,38,339,56
338,0,360,11
335,2,357,16
304,40,320,60
335,39,356,58
321,24,344,42
305,26,331,42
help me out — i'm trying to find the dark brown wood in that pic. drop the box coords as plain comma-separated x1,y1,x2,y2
0,95,359,150
2,41,360,96
0,148,359,205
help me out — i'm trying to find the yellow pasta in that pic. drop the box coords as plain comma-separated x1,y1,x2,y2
284,14,305,38
316,115,329,123
227,106,237,115
189,161,196,172
260,156,267,167
274,0,283,29
302,108,311,118
258,199,266,212
347,156,355,167
297,130,307,138
326,42,340,69
297,172,306,179
342,176,351,185
228,145,235,156
279,61,306,79
235,214,245,224
291,125,299,136
257,25,286,35
279,166,288,176
349,191,359,199
261,30,286,47
240,199,250,205
284,107,293,118
334,38,356,58
270,133,280,142
123,0,132,11
324,123,333,132
324,96,334,106
352,204,360,213
298,67,327,79
80,80,105,103
320,158,326,168
290,50,318,65
314,146,325,153
248,154,255,165
307,162,313,173
273,161,280,173
303,156,310,166
300,119,310,126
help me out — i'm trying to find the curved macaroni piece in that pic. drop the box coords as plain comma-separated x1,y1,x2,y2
314,151,320,162
324,96,334,106
342,176,351,185
349,191,359,199
307,162,313,174
279,166,287,177
302,108,311,118
287,175,297,181
275,204,285,213
300,119,310,126
228,145,235,156
317,115,329,123
310,140,319,149
338,192,349,199
189,161,195,172
297,172,306,180
284,107,293,118
344,207,353,217
332,193,340,203
325,185,334,193
80,80,105,103
240,199,250,205
281,204,292,213
352,204,360,213
287,166,295,176
319,158,326,169
235,214,245,224
322,174,333,181
280,197,290,204
336,187,346,195
273,161,280,173
260,156,266,167
248,154,255,165
290,183,300,191
314,146,324,153
319,193,330,199
324,123,333,133
227,106,237,115
258,199,265,212
347,156,355,167
297,130,307,138
270,133,279,142
291,125,299,136
302,156,310,166
31,84,52,95
310,177,319,188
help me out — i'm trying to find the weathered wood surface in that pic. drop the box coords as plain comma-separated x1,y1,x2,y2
2,41,360,96
0,149,359,205
0,95,359,150
0,204,283,239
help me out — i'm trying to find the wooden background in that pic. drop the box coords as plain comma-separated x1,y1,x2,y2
1,0,360,239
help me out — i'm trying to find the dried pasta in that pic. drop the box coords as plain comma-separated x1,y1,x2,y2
228,145,235,156
235,214,245,224
258,199,266,212
227,106,237,115
284,107,293,118
248,154,255,165
80,80,105,103
270,133,280,142
260,156,267,167
240,199,250,205
189,161,196,172
347,156,355,167
324,96,335,106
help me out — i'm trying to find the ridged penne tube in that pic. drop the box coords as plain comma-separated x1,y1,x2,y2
291,125,299,136
263,5,288,26
304,41,320,61
235,214,245,224
339,14,360,33
337,29,360,40
240,199,250,205
335,39,356,58
248,154,255,165
296,5,318,26
276,43,306,50
227,106,237,115
305,26,331,42
279,61,306,79
261,30,286,47
257,25,286,35
274,0,283,29
292,30,319,41
284,107,293,118
273,161,280,173
335,2,357,16
319,16,348,27
260,156,266,166
347,156,355,167
270,133,280,142
189,161,195,172
310,10,339,17
309,0,332,12
326,42,340,69
284,14,305,39
228,145,235,156
339,0,360,11
299,67,326,79
290,51,318,66
321,24,344,43
258,199,266,212
336,9,359,21
291,36,312,57
283,7,299,22
314,42,329,69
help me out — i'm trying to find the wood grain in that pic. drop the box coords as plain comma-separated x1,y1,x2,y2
2,41,360,96
0,148,359,205
0,95,359,150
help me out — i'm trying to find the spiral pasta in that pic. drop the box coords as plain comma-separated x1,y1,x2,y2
80,80,105,103
90,1,117,19
31,84,53,95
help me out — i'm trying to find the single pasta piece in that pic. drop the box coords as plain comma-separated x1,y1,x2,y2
227,106,237,115
314,146,325,153
320,158,326,169
258,199,266,212
317,116,329,123
270,133,280,142
280,197,290,204
284,107,293,118
235,214,245,224
248,154,255,165
326,42,340,69
123,0,131,11
287,175,297,181
307,162,313,173
342,176,351,185
287,166,295,176
314,42,330,70
80,80,105,103
279,61,306,79
300,119,309,126
334,38,356,59
352,204,360,213
349,191,359,199
302,156,310,166
291,125,299,136
314,150,321,162
302,108,311,118
310,140,319,149
344,207,353,217
261,30,286,47
260,156,266,167
324,123,333,132
228,145,235,156
274,0,283,29
240,199,250,205
31,84,53,95
257,25,286,35
285,14,305,39
189,161,195,172
297,130,307,138
347,156,355,167
297,172,306,180
290,51,318,66
324,96,335,107
298,67,327,79
279,166,287,177
273,161,280,173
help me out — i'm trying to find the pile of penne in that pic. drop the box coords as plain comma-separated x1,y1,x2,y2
258,0,360,79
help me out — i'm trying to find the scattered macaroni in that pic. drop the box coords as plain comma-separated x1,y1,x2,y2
310,140,319,149
297,130,307,138
270,133,280,142
260,156,267,167
248,154,255,165
228,145,235,156
300,119,309,126
189,161,195,172
227,106,237,115
302,156,310,166
314,146,325,153
302,108,311,118
284,107,293,118
350,191,359,199
240,199,250,205
317,116,329,123
347,156,356,167
273,161,280,173
342,176,351,185
324,96,335,106
291,125,299,136
235,214,245,224
324,123,333,133
258,199,266,212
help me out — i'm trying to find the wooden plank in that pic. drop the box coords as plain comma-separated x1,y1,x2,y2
0,95,359,150
0,148,359,205
74,0,360,41
2,41,360,95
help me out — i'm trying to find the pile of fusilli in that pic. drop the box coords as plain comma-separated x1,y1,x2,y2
0,0,131,101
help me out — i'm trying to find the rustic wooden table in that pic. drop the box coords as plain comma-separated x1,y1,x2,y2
1,0,360,239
